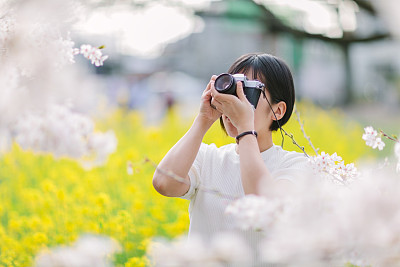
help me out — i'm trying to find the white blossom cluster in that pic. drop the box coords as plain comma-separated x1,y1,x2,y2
34,234,121,267
225,194,288,231
149,233,252,267
149,167,400,266
270,170,400,266
308,151,359,183
1,10,77,75
0,0,116,166
362,126,385,150
0,10,15,55
54,37,77,68
14,105,117,168
396,142,400,172
362,126,400,173
73,44,109,67
227,168,400,266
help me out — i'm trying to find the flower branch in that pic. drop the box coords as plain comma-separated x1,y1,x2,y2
73,44,109,67
294,108,319,156
379,129,399,143
363,126,400,173
280,127,309,158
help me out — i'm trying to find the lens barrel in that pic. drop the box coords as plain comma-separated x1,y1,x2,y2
214,74,237,95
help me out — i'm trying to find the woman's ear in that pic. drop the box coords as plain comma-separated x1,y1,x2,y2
271,101,287,121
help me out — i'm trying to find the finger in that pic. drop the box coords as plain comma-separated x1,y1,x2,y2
203,87,212,98
203,83,215,102
211,83,231,101
210,83,220,100
205,81,212,92
208,75,217,90
210,82,217,94
204,75,216,91
236,81,247,102
211,98,223,113
211,81,240,104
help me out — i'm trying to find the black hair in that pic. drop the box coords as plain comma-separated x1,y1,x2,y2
219,53,295,132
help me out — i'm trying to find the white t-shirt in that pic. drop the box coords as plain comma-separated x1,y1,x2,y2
180,142,309,265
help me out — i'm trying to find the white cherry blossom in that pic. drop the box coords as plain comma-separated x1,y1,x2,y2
395,142,400,172
34,234,121,267
0,1,114,167
14,104,117,168
308,152,359,183
149,233,252,267
362,126,385,150
225,194,287,231
76,44,109,67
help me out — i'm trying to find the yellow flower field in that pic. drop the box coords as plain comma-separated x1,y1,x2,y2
0,103,375,266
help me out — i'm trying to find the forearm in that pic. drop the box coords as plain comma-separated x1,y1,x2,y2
237,135,273,195
153,116,212,197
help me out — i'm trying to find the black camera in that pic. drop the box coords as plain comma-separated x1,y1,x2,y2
214,73,264,108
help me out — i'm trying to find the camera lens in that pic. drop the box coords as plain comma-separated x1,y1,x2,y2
215,74,236,95
216,75,232,90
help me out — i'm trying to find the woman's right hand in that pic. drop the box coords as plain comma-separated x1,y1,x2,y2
197,75,222,127
154,77,220,197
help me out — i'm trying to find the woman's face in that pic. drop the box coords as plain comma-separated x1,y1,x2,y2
221,69,275,138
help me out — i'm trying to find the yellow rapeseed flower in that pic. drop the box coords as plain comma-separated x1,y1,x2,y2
0,106,378,266
125,256,148,267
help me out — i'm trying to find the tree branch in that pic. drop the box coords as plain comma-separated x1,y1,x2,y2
254,1,390,45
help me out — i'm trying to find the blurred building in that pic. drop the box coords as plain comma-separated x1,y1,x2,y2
86,0,400,118
159,0,400,108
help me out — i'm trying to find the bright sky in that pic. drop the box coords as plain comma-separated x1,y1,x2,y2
75,1,209,58
75,0,358,58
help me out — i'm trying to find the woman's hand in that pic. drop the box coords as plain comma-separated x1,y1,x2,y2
211,81,255,133
197,75,223,127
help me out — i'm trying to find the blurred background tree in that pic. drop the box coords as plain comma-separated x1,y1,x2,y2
73,0,400,128
2,1,400,265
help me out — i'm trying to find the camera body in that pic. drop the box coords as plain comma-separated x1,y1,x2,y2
214,73,264,108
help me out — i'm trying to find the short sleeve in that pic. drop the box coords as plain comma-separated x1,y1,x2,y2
179,143,207,200
272,152,309,184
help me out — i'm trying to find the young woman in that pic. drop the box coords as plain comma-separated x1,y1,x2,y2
153,53,308,264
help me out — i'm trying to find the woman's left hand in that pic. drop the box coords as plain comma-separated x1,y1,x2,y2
211,81,255,132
